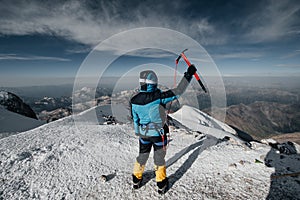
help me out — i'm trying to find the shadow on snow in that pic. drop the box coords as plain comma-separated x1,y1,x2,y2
141,135,219,192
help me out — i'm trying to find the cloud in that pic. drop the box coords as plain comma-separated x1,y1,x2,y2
242,0,300,43
212,52,264,59
1,0,299,52
280,50,300,59
0,1,107,44
275,64,300,67
65,47,92,54
0,0,223,46
0,54,71,61
125,49,176,59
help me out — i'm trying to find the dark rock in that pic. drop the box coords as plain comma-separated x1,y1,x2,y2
17,152,33,161
0,91,38,119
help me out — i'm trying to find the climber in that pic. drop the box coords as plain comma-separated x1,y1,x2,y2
130,65,196,194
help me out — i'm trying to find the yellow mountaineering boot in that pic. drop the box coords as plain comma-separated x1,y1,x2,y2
155,165,168,194
132,161,145,189
155,165,166,182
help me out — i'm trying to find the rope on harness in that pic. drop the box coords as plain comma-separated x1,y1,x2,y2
160,128,166,151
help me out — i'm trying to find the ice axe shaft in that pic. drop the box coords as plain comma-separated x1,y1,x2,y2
176,50,207,93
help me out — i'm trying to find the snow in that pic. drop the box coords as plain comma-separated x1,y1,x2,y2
0,106,45,138
169,105,243,143
0,105,299,199
0,91,9,100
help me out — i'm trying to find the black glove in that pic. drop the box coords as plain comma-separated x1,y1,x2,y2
187,64,197,76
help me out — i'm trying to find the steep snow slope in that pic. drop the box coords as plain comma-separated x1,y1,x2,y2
169,105,243,143
0,106,44,138
0,106,299,199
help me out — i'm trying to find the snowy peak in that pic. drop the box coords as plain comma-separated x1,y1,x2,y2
0,91,44,138
0,90,38,120
169,105,242,142
0,91,9,100
0,105,299,199
172,105,235,132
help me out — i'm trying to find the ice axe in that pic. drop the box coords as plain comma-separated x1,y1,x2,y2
176,49,207,93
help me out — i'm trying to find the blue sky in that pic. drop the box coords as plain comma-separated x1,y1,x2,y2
0,0,300,86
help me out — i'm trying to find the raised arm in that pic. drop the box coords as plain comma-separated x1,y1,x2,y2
161,65,197,104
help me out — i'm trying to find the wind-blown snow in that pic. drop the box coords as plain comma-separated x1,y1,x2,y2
0,105,299,199
0,91,9,100
0,106,44,138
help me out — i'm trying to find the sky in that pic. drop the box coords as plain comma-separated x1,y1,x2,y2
0,0,300,87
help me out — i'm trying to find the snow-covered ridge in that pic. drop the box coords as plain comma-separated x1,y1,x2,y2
0,105,299,199
0,106,44,138
171,105,236,133
169,105,243,143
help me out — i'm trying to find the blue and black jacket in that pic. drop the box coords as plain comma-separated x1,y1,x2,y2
130,72,194,137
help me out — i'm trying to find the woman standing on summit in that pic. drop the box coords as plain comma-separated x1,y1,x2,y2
130,65,196,194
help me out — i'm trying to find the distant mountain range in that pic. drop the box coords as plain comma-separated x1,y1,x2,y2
1,84,299,144
206,101,300,140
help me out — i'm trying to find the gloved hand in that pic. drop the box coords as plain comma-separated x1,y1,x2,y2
187,64,197,76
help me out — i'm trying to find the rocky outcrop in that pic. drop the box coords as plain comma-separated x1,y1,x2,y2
38,108,72,123
0,91,38,120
